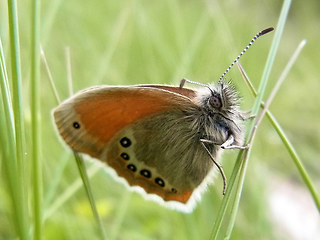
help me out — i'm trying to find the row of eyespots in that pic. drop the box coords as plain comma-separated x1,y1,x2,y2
127,164,167,188
120,137,177,193
71,126,177,192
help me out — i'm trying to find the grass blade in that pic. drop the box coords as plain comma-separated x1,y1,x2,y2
73,153,108,240
43,48,108,239
66,50,108,240
224,0,293,237
40,47,61,104
6,0,29,238
238,49,320,212
0,37,23,239
30,0,42,239
253,40,307,131
225,36,305,239
65,47,73,96
210,0,292,238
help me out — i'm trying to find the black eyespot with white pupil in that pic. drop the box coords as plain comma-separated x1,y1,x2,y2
127,164,136,172
73,122,80,129
120,137,131,148
120,152,130,160
209,94,222,109
140,169,151,178
155,177,165,187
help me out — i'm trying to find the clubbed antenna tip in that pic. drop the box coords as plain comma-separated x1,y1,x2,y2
261,27,274,35
219,27,274,81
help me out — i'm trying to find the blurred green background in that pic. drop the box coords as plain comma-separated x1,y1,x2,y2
0,0,319,239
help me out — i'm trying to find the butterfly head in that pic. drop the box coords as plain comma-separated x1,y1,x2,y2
193,80,244,146
200,80,240,116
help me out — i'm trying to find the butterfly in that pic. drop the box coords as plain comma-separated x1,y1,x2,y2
53,27,273,212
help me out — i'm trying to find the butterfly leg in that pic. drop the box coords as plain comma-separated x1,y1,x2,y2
200,138,221,145
200,141,227,195
201,135,249,150
221,134,249,150
239,111,255,121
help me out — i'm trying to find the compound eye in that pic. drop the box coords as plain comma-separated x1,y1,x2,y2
209,95,222,109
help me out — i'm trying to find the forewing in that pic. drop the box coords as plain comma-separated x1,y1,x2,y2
53,85,194,158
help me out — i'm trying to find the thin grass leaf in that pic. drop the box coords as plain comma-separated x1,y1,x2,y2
7,0,25,169
6,0,30,238
30,0,42,239
223,0,293,237
40,47,61,104
253,40,307,131
65,50,107,240
209,151,244,239
65,47,73,96
43,46,108,239
225,35,305,239
210,0,292,238
73,152,108,240
0,37,22,238
0,38,14,138
238,57,320,212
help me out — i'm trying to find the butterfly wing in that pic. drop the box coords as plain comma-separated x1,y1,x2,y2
138,84,196,99
54,85,214,206
54,85,195,157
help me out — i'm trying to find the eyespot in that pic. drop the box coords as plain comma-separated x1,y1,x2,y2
155,177,165,187
120,137,131,148
73,122,80,129
140,169,151,178
120,152,130,160
127,164,137,172
209,94,222,109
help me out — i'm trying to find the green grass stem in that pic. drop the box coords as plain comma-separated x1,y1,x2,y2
73,153,108,240
40,47,61,104
66,49,107,239
0,37,22,238
65,47,73,96
238,58,320,212
1,0,318,239
30,0,42,239
253,40,307,133
225,35,305,240
42,46,108,239
210,0,292,238
224,0,293,237
6,0,29,239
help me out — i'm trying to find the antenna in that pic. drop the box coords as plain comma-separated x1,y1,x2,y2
219,27,274,81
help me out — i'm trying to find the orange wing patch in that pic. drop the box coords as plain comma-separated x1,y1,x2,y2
54,86,194,159
74,87,191,143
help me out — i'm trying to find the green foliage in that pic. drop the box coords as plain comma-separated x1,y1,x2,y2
0,0,319,239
